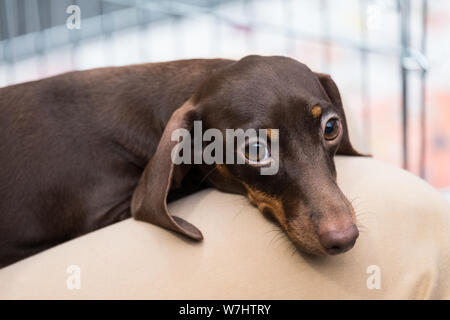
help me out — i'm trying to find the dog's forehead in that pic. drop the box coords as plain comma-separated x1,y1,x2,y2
234,56,324,93
208,56,327,110
197,56,330,129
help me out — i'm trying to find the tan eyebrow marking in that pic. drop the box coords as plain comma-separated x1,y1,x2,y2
265,128,279,143
311,105,322,118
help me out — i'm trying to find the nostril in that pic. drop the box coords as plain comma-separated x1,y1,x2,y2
319,225,359,255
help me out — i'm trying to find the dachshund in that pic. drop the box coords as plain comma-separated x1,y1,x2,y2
0,55,362,268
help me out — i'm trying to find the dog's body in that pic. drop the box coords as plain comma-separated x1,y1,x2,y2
0,56,361,268
0,59,232,267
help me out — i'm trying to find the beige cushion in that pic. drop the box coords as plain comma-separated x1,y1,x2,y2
0,156,449,299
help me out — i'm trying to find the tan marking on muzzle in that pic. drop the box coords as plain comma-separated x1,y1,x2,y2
216,164,227,174
216,164,234,179
311,105,322,118
287,216,328,255
242,182,286,226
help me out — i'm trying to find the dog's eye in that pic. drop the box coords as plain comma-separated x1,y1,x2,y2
323,118,340,140
245,142,270,164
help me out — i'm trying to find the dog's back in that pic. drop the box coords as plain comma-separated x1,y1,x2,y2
0,59,233,268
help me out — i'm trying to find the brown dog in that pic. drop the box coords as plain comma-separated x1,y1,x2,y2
0,55,361,268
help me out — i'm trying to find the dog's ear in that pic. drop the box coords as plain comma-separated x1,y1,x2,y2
130,100,203,241
315,72,364,156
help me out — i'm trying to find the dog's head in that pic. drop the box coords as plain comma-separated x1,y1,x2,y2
132,55,362,256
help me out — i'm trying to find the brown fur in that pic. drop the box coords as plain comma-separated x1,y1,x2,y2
0,55,362,268
243,182,286,227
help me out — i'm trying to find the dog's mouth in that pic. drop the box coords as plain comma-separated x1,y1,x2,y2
258,202,359,256
239,177,359,256
283,217,359,256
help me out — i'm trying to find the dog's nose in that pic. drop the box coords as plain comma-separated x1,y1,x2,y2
319,225,359,255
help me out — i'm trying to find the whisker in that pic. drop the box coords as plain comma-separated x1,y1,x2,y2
269,235,280,247
355,210,375,220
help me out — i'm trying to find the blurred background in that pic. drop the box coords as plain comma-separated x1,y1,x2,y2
0,0,449,199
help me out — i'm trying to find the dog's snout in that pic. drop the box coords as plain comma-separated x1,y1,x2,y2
319,225,359,255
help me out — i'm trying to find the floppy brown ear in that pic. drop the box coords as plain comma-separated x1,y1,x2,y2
130,100,203,240
315,72,365,156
